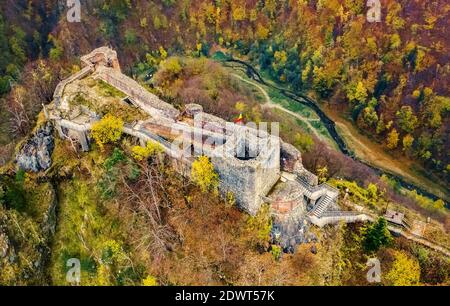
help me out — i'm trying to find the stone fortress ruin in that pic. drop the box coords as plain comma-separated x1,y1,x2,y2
45,47,370,250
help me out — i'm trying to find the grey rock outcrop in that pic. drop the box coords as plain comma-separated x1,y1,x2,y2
41,183,58,236
0,231,9,258
16,123,55,172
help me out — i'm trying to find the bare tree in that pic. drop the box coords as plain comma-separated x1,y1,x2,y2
120,160,179,263
0,143,14,166
8,88,31,136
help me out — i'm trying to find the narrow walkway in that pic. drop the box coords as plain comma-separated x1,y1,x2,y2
343,200,450,257
393,229,450,257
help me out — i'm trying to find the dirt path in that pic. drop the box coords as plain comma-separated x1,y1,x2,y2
335,122,408,176
329,111,450,201
232,73,325,141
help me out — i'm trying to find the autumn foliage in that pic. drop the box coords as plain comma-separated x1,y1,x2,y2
91,114,124,150
191,156,219,193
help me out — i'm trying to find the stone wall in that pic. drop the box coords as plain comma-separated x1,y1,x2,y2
53,66,94,106
80,46,121,72
211,134,281,216
49,47,290,217
309,212,372,227
212,156,260,215
280,141,302,172
95,66,180,120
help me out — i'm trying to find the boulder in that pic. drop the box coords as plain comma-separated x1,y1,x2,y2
16,123,55,172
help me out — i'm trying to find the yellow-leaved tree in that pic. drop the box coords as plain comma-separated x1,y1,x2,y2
131,141,163,161
191,156,219,193
91,114,123,150
385,250,421,286
386,128,399,150
317,165,328,183
142,275,158,286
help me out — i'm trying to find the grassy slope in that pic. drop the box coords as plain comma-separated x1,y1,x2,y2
223,65,338,149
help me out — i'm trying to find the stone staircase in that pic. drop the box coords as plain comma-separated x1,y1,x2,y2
309,194,334,217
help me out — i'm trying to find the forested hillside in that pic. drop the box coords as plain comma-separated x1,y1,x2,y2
1,0,448,183
1,55,448,286
0,0,449,286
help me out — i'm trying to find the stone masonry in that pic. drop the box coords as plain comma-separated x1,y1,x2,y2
46,47,368,240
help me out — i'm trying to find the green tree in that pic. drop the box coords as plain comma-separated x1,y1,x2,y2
360,106,378,128
390,33,401,49
347,81,368,104
246,204,272,248
396,106,418,133
367,183,378,201
124,30,137,46
376,115,386,134
270,245,282,261
293,132,314,152
363,217,393,252
157,57,182,81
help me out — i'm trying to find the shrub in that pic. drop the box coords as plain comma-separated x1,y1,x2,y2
246,204,272,249
142,275,158,286
270,245,282,261
385,250,421,286
293,132,314,152
131,142,163,161
404,189,446,213
104,148,126,171
91,114,124,150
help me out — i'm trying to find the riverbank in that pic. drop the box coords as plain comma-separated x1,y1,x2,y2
324,106,450,202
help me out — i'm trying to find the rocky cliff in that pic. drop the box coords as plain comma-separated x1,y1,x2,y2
16,123,54,172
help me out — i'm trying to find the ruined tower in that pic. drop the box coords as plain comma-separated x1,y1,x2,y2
211,126,281,215
80,46,121,72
